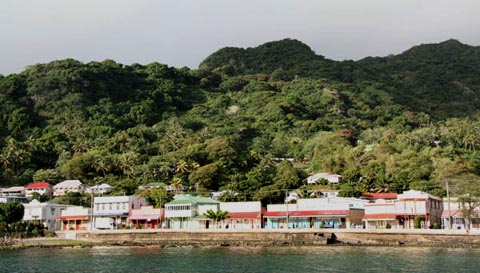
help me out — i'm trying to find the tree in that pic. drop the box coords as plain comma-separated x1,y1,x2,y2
273,160,301,189
0,202,24,224
455,178,480,231
204,209,229,228
29,192,50,202
143,188,172,208
57,192,90,207
188,163,220,191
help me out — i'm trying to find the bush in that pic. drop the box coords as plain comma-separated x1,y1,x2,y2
385,223,392,229
414,216,422,229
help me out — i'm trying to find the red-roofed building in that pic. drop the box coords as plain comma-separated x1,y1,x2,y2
264,197,367,229
220,201,263,229
25,182,52,198
57,206,91,231
361,193,398,201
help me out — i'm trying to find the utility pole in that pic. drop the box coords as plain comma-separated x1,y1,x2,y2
446,180,452,229
285,189,289,229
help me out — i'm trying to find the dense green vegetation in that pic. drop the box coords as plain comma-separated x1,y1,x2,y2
1,38,480,204
0,201,45,238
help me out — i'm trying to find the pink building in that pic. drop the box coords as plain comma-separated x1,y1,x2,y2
128,206,164,229
363,190,443,229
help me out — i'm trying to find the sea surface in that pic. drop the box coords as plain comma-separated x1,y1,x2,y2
0,246,479,273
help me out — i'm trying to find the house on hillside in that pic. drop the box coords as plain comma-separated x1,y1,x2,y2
164,195,219,229
1,186,25,196
307,173,341,185
85,183,113,195
25,182,53,198
53,180,85,196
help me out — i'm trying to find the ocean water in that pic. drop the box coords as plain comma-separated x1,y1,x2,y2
0,246,479,273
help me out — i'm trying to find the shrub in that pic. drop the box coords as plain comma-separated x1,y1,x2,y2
414,216,422,229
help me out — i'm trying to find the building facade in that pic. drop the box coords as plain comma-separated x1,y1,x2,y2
165,195,219,229
92,196,147,230
23,200,71,231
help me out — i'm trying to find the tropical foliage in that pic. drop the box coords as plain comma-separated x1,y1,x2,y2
0,39,480,202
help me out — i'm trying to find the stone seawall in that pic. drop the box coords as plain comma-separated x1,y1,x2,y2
58,229,480,247
71,230,335,247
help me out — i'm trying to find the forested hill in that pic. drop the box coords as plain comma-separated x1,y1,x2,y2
202,38,480,119
1,39,480,204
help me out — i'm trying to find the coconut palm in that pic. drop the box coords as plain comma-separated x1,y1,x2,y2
204,209,229,229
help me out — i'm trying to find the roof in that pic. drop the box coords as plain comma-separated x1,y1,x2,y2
361,193,398,200
128,214,162,220
166,195,219,206
441,209,463,218
54,180,83,189
363,213,397,220
57,215,88,220
25,182,51,189
264,210,349,217
89,183,113,189
1,186,25,193
227,212,262,219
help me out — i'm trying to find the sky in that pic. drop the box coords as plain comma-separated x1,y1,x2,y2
1,0,479,75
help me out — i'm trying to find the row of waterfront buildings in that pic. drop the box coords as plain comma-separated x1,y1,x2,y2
8,189,479,232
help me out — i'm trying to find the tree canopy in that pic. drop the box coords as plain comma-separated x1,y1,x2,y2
0,39,480,201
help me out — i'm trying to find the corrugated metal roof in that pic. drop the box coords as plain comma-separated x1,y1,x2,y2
167,195,219,205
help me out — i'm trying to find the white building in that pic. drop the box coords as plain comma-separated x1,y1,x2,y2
165,195,219,229
363,190,443,229
85,183,113,195
53,180,85,196
1,186,25,196
307,173,342,184
25,182,53,198
92,196,147,229
22,200,72,231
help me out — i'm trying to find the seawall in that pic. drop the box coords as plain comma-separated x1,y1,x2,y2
57,229,480,248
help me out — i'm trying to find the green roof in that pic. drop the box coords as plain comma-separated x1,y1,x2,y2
166,195,219,206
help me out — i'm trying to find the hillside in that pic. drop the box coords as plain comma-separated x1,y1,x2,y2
0,39,480,204
203,38,480,119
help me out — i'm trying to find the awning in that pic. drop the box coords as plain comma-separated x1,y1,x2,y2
263,210,348,217
363,213,396,220
57,215,88,220
128,214,162,220
227,212,262,219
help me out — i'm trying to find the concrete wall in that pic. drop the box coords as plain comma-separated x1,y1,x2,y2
63,229,480,247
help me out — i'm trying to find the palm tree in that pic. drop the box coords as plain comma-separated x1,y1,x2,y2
175,160,189,173
204,209,229,229
170,177,184,192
